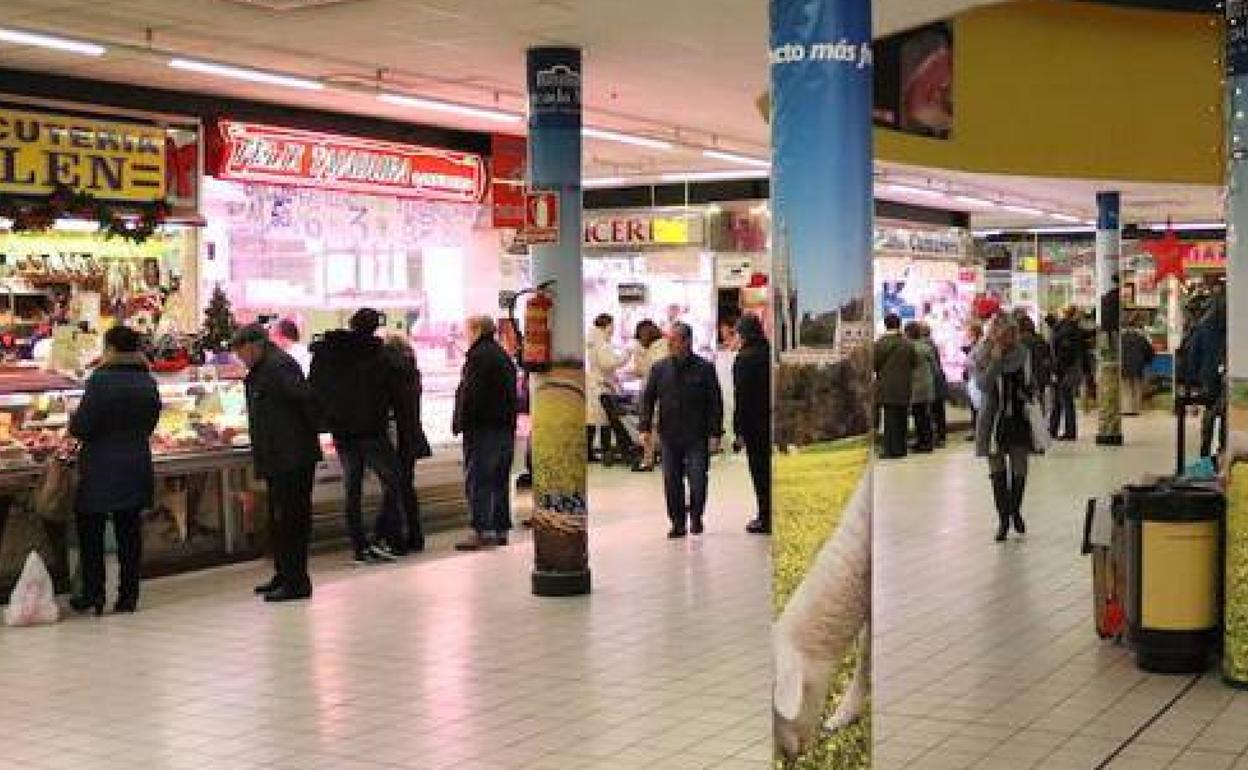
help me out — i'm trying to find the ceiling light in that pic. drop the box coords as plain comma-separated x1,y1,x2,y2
583,127,673,151
378,93,520,123
584,177,631,189
881,183,943,198
954,195,997,208
0,27,105,56
169,57,323,90
1003,204,1046,216
702,149,769,168
1143,222,1226,231
972,229,1003,238
659,169,769,183
53,220,102,232
1050,213,1082,223
1025,225,1097,235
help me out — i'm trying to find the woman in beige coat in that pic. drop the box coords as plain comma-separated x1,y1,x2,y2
587,313,629,462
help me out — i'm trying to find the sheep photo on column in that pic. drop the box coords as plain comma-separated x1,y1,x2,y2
768,0,874,765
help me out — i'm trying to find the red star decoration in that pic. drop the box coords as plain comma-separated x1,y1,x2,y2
1141,229,1190,285
973,294,1001,320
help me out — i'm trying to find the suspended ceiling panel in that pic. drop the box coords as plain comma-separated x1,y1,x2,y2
0,0,1007,178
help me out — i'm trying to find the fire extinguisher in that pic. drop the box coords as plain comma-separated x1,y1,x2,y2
512,281,555,373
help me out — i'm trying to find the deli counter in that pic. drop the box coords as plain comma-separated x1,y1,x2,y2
0,364,468,599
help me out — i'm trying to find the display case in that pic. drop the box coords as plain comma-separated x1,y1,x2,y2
0,365,257,598
0,358,474,600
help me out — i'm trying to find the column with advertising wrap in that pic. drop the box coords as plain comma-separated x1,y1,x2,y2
1096,191,1124,446
1224,0,1248,686
770,1,872,765
526,47,590,597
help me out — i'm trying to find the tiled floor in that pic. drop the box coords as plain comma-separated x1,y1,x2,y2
874,412,1248,770
0,456,771,770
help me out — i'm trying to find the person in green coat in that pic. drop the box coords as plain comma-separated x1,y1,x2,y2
874,313,917,459
906,321,936,453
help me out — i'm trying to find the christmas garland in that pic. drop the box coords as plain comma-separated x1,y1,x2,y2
0,184,172,244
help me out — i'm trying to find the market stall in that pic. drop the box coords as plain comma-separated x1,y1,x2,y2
582,203,771,356
0,100,256,595
201,120,499,541
874,221,976,382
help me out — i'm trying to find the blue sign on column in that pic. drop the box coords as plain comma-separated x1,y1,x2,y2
526,46,583,359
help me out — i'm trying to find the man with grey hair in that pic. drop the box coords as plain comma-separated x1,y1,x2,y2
640,322,724,538
452,313,518,550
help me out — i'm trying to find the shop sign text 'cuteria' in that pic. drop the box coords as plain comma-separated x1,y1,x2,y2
0,107,166,201
214,121,486,203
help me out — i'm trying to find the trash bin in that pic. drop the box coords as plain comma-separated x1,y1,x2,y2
1123,480,1223,674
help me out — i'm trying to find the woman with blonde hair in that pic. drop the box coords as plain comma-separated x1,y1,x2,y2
973,315,1040,542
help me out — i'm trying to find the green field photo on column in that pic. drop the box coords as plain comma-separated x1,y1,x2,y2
773,437,870,769
1224,379,1248,681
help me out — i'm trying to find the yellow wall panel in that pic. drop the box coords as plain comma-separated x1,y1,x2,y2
876,0,1224,184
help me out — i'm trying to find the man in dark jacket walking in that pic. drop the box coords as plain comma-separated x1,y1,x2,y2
1016,312,1053,413
233,324,323,602
873,313,916,459
1121,324,1155,416
1184,297,1227,458
1049,306,1085,440
308,308,408,564
69,325,161,615
733,315,771,535
452,314,518,550
640,322,724,539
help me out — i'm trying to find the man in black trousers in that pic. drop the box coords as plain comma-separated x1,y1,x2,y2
232,324,323,603
452,314,518,551
640,322,724,539
873,313,916,459
733,314,772,535
308,309,409,564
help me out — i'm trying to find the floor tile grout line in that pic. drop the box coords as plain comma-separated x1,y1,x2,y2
1091,673,1204,770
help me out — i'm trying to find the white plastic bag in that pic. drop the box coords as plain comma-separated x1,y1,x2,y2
4,550,60,627
967,378,984,412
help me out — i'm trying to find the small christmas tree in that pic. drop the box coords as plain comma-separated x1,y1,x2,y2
200,284,237,353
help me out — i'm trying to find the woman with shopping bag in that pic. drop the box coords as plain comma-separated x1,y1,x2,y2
973,315,1046,543
68,325,161,615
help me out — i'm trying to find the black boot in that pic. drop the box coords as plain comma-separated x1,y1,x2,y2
599,425,613,464
405,496,425,554
586,426,601,462
1010,475,1027,535
990,471,1010,542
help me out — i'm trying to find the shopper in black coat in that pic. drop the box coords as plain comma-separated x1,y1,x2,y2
733,315,771,535
308,308,410,564
383,334,432,554
452,315,518,550
1121,325,1155,416
640,323,724,538
233,324,323,603
1016,312,1053,413
1049,307,1085,440
69,325,161,615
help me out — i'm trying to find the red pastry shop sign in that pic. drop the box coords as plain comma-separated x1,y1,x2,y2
212,121,487,203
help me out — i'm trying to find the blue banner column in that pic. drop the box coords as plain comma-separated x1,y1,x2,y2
769,1,872,766
526,47,590,597
1224,0,1248,686
1096,191,1124,446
